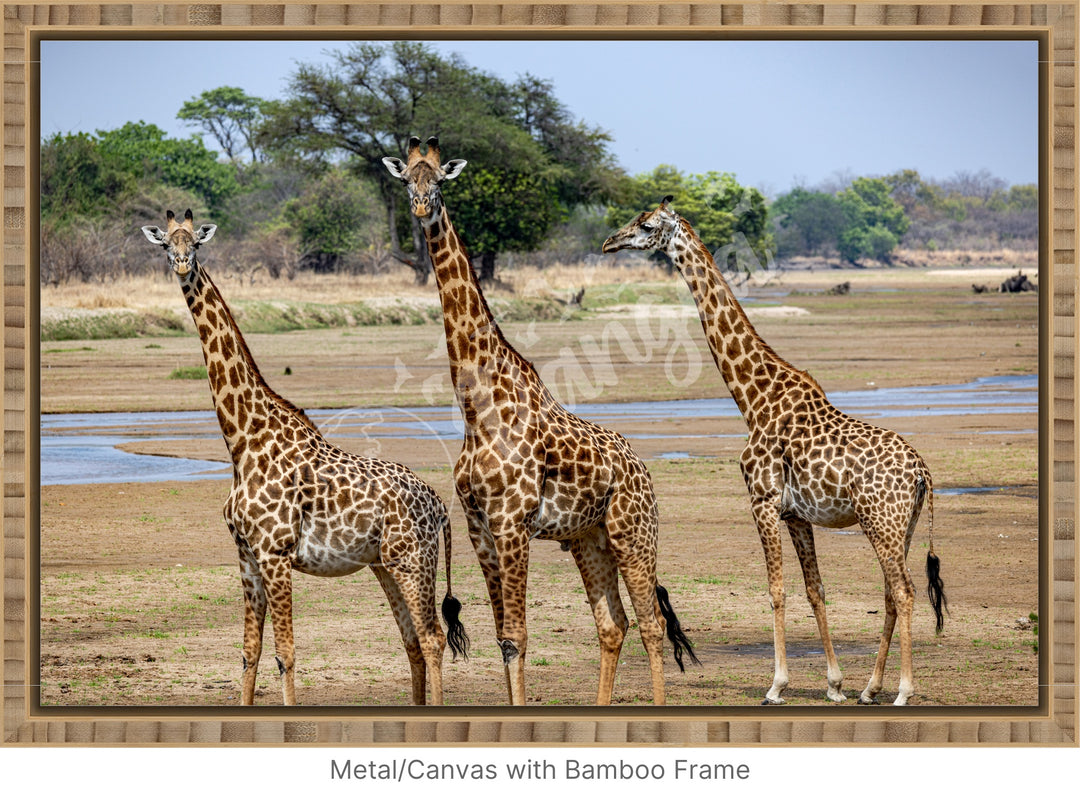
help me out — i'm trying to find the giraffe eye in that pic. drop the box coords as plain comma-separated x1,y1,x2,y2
641,224,654,233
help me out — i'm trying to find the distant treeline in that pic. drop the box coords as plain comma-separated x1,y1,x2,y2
40,42,1036,286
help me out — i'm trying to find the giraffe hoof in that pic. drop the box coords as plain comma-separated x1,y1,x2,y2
761,697,786,706
857,695,880,705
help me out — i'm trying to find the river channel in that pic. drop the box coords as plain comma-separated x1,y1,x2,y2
39,374,1036,485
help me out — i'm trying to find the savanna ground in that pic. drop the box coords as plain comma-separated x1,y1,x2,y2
38,254,1040,707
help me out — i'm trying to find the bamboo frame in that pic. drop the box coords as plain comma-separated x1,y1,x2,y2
1,1,1075,745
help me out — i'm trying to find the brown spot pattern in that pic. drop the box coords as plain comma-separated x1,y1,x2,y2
603,200,939,707
144,211,462,707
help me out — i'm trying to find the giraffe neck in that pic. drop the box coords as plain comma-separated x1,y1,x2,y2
421,207,529,421
667,219,804,427
180,264,315,459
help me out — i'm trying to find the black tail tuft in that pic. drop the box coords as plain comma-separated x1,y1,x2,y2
656,584,700,672
442,594,470,661
926,551,948,634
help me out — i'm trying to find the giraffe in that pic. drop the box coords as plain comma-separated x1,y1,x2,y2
603,197,946,706
140,210,467,706
383,137,697,705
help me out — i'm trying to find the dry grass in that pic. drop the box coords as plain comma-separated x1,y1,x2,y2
41,260,668,312
40,250,1039,317
894,247,1037,268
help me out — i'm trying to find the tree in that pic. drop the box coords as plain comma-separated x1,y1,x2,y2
607,166,773,272
510,74,624,209
178,86,266,165
942,168,1007,202
95,121,240,219
40,123,239,225
40,132,136,224
770,187,845,257
259,42,620,283
883,169,965,223
283,168,380,273
445,166,560,282
837,177,909,264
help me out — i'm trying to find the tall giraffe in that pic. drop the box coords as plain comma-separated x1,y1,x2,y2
603,198,946,706
383,138,697,705
141,210,467,705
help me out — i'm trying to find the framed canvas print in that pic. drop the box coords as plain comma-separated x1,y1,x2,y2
1,1,1074,750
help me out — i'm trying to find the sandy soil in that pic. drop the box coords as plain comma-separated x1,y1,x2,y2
38,266,1040,707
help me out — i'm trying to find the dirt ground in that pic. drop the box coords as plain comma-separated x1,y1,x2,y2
38,265,1040,707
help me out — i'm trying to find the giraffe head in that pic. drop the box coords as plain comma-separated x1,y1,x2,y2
140,209,217,278
602,196,681,255
382,136,467,223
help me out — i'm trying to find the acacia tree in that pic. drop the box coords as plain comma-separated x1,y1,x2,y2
178,86,266,168
258,42,620,283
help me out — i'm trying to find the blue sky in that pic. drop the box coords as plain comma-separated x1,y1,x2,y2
39,38,1037,195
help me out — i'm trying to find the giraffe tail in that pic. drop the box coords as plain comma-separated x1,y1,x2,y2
919,469,948,634
440,517,470,661
656,584,700,672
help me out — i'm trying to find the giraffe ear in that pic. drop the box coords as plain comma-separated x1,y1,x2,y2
194,224,217,245
441,159,467,180
141,225,168,246
382,156,407,179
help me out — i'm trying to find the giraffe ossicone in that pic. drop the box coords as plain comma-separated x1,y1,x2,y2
141,209,468,706
604,198,946,706
384,137,698,706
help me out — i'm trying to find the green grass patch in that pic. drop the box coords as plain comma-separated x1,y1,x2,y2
230,300,447,332
168,365,209,380
42,309,188,341
582,281,688,309
43,295,572,342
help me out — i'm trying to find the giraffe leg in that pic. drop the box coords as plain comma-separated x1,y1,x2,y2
860,517,918,705
859,590,896,704
259,552,296,705
621,571,669,706
786,519,845,702
463,511,512,703
568,531,629,705
602,504,670,706
371,564,444,705
491,525,531,706
892,565,917,705
237,546,267,706
750,499,789,704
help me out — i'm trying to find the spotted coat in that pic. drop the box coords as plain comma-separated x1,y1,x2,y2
141,210,466,706
383,138,696,705
603,198,944,706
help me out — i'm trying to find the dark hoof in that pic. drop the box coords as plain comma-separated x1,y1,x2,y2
857,696,880,705
761,698,786,706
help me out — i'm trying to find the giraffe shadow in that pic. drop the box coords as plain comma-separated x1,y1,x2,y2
676,640,889,705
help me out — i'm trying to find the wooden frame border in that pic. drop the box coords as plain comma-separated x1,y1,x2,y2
2,1,1075,745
